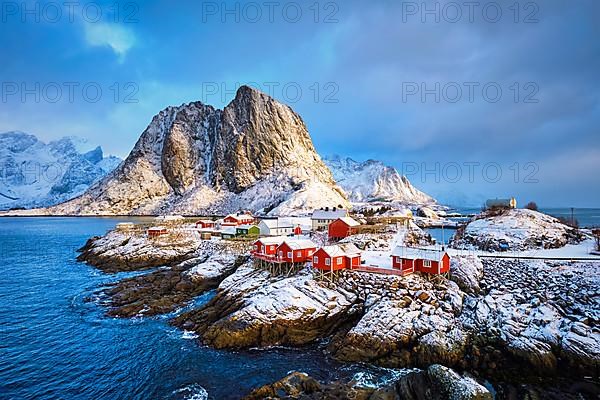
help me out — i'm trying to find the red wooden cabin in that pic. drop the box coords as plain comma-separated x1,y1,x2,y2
147,226,168,238
253,237,287,259
293,225,303,235
312,244,361,271
223,213,255,226
328,217,360,240
195,219,216,229
391,246,450,275
276,240,317,263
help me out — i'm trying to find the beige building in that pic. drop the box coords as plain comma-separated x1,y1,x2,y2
311,208,348,231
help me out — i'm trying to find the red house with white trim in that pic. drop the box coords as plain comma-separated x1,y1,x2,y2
223,213,255,226
390,246,450,275
195,219,216,229
253,236,287,258
147,226,168,238
276,239,317,263
328,217,360,240
312,244,362,271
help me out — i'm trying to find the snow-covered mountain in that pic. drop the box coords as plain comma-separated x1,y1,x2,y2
323,155,434,204
45,86,349,216
0,131,121,210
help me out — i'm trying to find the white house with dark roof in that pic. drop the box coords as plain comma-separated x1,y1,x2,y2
258,219,295,236
310,208,348,231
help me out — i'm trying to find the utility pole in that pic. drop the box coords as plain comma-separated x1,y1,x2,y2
571,207,575,226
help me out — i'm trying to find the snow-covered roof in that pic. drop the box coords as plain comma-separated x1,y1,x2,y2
260,219,294,229
391,246,447,262
220,227,237,235
336,217,360,227
311,209,348,220
256,236,287,245
320,243,361,258
225,213,254,221
283,239,317,250
148,226,167,231
195,219,215,224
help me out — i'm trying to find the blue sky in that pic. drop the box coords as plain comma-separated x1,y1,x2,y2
1,0,599,207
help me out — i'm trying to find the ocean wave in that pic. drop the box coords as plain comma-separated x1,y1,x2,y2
171,384,208,400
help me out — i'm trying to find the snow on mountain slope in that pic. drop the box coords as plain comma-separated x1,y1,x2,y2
0,132,121,210
323,155,434,204
44,86,349,216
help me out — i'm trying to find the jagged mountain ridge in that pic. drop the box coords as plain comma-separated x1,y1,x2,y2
48,86,349,216
0,132,121,210
323,155,434,204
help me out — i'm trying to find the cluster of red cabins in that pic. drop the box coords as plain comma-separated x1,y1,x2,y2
251,236,450,277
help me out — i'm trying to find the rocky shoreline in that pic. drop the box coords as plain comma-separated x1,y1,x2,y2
77,230,600,398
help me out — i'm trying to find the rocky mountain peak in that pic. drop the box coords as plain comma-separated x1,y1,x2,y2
47,86,348,216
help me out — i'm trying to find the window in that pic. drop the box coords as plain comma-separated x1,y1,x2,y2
288,252,292,258
337,258,342,265
296,251,301,257
279,251,283,257
423,260,432,267
313,256,318,263
307,250,313,255
325,258,331,266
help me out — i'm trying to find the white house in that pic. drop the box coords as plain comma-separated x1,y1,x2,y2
259,219,295,236
311,208,348,231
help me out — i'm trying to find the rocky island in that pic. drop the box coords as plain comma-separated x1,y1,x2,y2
77,219,600,398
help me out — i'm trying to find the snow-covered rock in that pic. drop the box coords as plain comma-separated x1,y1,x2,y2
323,155,434,204
0,131,120,210
449,256,484,294
452,208,583,251
77,229,200,272
246,365,493,400
172,266,360,348
332,272,467,368
42,86,349,216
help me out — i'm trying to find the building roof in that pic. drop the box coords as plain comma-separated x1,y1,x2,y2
259,219,294,229
255,236,287,245
391,246,447,262
335,217,360,227
319,243,361,258
220,227,237,235
148,226,167,231
311,209,348,220
282,239,317,250
225,213,254,221
196,219,215,224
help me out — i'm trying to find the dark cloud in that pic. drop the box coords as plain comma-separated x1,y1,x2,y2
0,0,598,206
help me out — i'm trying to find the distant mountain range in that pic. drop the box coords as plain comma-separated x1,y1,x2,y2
0,132,121,210
323,155,434,204
2,87,436,215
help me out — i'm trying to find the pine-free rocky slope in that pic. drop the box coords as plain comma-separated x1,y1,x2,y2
46,86,349,216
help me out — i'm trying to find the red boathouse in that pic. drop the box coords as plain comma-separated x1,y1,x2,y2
312,243,362,273
223,213,255,226
328,217,360,240
276,239,317,263
390,246,450,275
195,219,216,229
147,226,168,238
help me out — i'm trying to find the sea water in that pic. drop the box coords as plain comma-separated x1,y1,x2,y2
0,217,405,400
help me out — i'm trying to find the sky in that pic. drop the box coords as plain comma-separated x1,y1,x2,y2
0,0,599,207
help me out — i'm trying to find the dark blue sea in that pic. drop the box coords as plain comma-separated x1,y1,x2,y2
0,217,403,400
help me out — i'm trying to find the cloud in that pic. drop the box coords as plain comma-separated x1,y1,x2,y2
83,22,136,60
